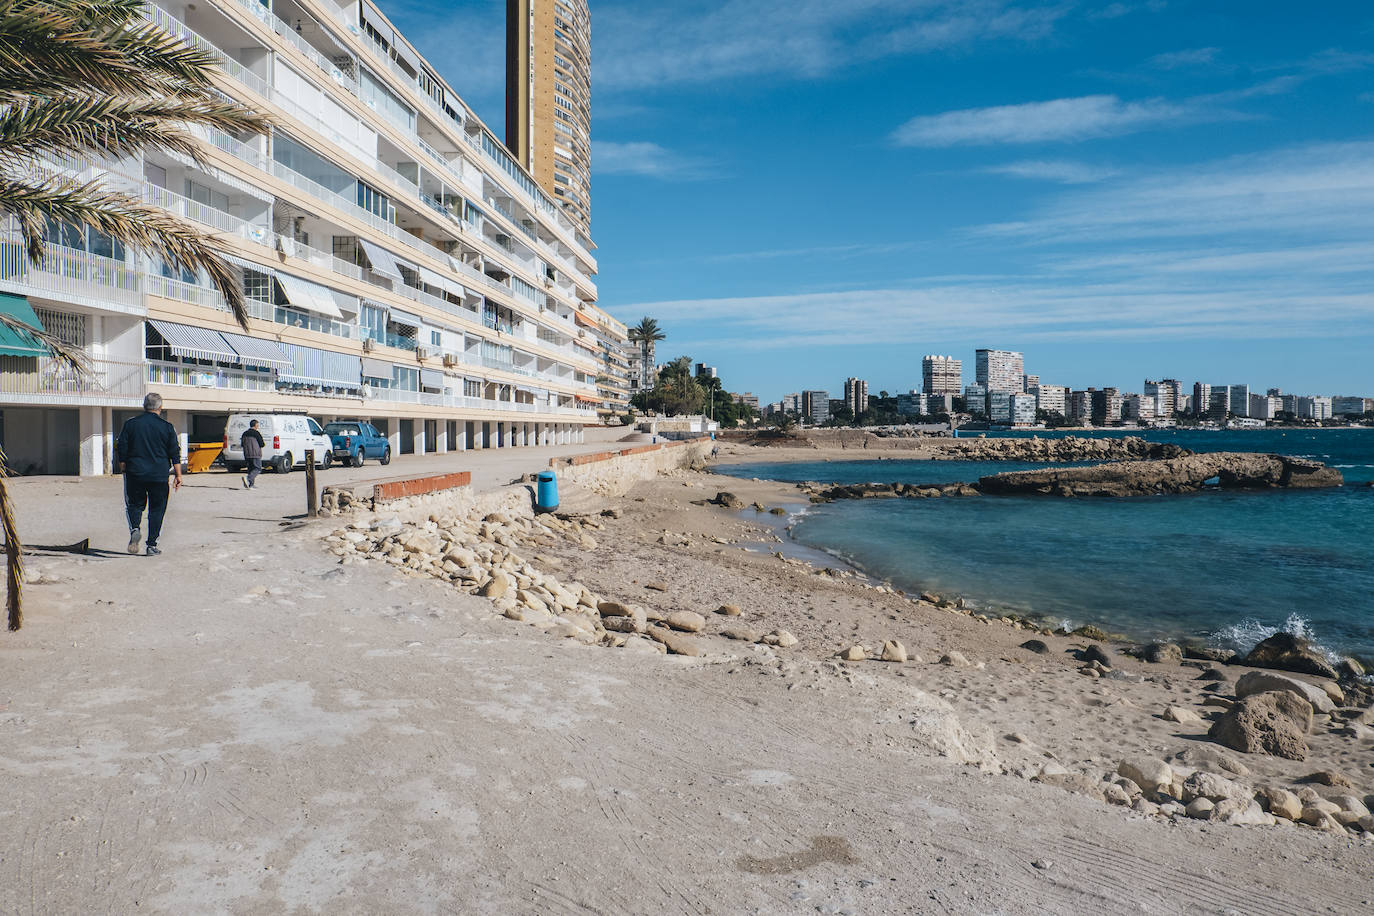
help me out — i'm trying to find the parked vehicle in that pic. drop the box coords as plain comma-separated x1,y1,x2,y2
222,413,333,473
324,420,391,467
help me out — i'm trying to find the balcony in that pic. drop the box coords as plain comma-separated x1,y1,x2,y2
0,356,145,406
0,240,144,315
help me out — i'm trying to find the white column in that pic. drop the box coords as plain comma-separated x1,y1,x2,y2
436,422,449,455
77,406,105,476
387,423,402,458
412,420,425,456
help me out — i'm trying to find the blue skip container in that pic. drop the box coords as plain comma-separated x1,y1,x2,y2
535,470,559,512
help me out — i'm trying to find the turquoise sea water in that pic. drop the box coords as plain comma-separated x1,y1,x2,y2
716,429,1374,659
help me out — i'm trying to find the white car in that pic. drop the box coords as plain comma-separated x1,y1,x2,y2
222,413,333,473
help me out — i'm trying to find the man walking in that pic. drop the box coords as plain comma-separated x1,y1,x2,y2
240,419,264,489
116,392,182,556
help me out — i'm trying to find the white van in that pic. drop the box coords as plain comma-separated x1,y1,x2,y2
222,413,333,473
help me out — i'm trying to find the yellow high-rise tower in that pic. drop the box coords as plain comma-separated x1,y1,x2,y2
507,0,592,235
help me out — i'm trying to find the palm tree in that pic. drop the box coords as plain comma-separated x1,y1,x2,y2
0,0,270,629
626,316,664,388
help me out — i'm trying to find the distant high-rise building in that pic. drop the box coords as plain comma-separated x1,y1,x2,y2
1297,396,1331,420
896,390,922,416
922,355,962,396
780,392,801,414
1229,384,1251,417
1069,390,1093,423
844,377,869,415
987,390,1013,424
694,363,717,379
925,393,955,416
733,392,760,410
1123,393,1156,422
962,383,988,417
976,349,1024,393
1209,386,1231,420
1192,382,1212,417
1279,394,1299,415
1144,379,1181,417
1248,393,1279,421
1030,384,1067,417
1022,374,1040,392
506,0,592,233
802,390,830,423
1091,387,1122,425
1010,393,1037,427
1332,396,1371,416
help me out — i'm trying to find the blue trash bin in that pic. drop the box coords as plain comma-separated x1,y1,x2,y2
536,470,559,512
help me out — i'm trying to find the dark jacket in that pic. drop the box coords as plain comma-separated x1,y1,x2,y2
116,412,180,481
241,428,264,460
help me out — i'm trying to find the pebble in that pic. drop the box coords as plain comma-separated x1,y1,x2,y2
716,604,743,616
1162,705,1204,725
666,611,706,633
840,645,866,662
880,640,907,663
940,651,969,667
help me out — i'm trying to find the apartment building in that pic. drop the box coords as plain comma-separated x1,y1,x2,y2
921,355,961,396
1,0,620,476
1144,379,1181,417
962,383,987,417
843,377,868,416
1030,384,1066,417
1021,374,1039,393
506,0,592,234
1208,386,1231,420
1009,392,1036,427
975,349,1023,393
1298,396,1332,420
1192,382,1211,417
1332,396,1370,417
1229,385,1251,417
802,390,829,424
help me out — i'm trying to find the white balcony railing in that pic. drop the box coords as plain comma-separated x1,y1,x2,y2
0,240,144,313
0,356,145,403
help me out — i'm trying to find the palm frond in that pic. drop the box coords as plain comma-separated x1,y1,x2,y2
0,310,87,372
0,176,248,329
0,3,224,99
0,447,21,631
0,95,271,166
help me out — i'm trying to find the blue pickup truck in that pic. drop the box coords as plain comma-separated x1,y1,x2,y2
323,420,391,467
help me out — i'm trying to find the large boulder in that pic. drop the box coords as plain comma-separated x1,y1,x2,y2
1241,633,1338,679
1208,690,1313,760
1234,670,1335,714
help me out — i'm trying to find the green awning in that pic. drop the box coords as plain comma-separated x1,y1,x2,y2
0,293,46,358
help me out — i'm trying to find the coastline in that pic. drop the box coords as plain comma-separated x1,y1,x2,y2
4,449,1372,912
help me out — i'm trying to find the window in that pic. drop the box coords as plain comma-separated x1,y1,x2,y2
185,180,229,213
307,418,325,435
356,180,391,221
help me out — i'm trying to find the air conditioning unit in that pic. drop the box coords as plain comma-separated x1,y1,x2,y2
442,354,458,368
362,338,375,352
415,346,429,360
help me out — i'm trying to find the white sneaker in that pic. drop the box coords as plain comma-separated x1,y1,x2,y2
242,475,249,489
127,528,141,554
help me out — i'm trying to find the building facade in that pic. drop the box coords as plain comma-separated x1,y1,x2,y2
1144,379,1181,417
505,0,592,234
802,390,829,424
1297,396,1332,420
1229,385,1251,417
1192,382,1211,417
921,355,961,396
1030,384,1067,417
1009,392,1036,427
1332,396,1370,416
975,349,1024,393
1209,386,1231,420
962,384,987,417
843,377,868,416
1,0,614,476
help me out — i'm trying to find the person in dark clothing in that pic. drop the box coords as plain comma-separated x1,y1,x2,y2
240,419,264,489
115,392,182,556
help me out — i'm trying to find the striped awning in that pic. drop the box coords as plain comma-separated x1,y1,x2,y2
221,332,291,371
276,274,344,319
361,357,394,378
278,342,362,388
574,393,600,404
147,320,238,362
358,239,403,281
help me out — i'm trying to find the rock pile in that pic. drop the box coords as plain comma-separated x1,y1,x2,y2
978,452,1343,497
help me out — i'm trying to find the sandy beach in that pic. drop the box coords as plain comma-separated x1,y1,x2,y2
2,436,1371,914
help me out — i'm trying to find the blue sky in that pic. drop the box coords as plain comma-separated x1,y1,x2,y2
385,0,1374,401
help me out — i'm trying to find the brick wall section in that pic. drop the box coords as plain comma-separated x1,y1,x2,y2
372,471,472,504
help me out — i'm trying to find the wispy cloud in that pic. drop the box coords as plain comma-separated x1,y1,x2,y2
592,141,713,179
1148,47,1220,69
984,159,1121,183
611,142,1374,351
595,0,1072,90
892,94,1199,146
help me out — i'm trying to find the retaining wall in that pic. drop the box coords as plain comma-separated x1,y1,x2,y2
550,437,714,497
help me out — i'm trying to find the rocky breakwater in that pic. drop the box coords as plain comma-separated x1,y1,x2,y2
922,434,1188,462
977,452,1343,497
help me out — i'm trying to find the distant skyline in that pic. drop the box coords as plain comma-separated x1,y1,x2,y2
386,1,1374,398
